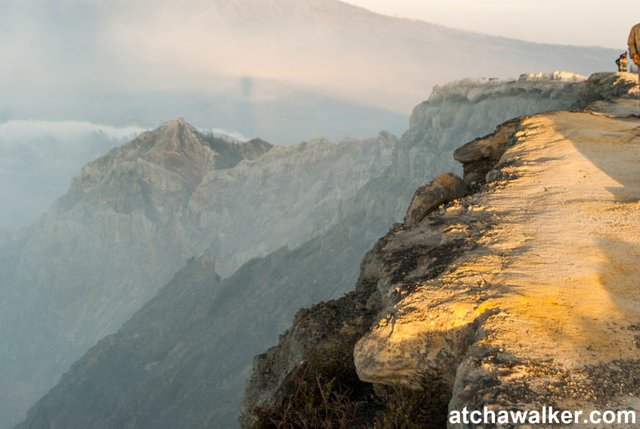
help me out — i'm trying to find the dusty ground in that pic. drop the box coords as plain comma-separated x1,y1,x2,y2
355,82,640,427
474,111,640,366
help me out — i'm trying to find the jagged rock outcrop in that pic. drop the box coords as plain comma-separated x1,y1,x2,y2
404,173,468,225
242,72,640,428
573,71,640,109
453,118,520,187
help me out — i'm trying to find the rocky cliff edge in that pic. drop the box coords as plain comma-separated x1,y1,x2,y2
241,72,640,428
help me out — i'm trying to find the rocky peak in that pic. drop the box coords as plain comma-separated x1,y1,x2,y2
135,118,213,182
155,117,199,141
58,118,217,212
131,117,208,156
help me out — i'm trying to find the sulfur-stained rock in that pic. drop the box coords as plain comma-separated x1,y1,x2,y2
404,173,468,226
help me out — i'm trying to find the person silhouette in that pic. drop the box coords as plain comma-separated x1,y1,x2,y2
628,22,640,73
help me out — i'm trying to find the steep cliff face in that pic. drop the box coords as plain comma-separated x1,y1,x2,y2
391,73,586,192
14,251,221,429
189,132,398,274
2,73,600,428
241,72,640,427
14,209,391,429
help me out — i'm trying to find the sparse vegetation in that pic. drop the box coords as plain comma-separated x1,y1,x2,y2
372,369,451,429
251,342,451,429
252,339,379,428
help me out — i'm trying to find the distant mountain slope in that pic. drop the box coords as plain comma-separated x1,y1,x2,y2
14,251,222,429
0,0,618,144
0,120,396,428
14,209,386,429
8,73,597,429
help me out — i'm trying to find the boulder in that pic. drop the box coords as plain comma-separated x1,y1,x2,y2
453,118,520,186
404,173,467,226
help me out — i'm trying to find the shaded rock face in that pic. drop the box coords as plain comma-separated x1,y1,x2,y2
453,118,520,187
15,208,390,429
14,251,222,429
239,223,404,426
207,138,273,169
404,173,467,226
241,292,377,428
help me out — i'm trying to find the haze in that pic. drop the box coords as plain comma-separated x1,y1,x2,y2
0,0,621,230
346,0,638,48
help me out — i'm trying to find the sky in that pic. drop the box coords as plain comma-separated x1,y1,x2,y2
346,0,638,49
